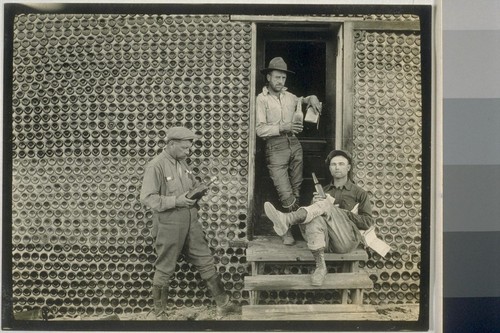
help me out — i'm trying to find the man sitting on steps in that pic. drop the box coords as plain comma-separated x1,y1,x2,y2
264,149,374,287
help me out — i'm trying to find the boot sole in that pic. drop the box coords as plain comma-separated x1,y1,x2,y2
264,202,288,236
311,280,326,286
311,272,327,286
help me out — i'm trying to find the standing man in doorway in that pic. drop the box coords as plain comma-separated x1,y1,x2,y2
256,56,322,245
140,126,237,319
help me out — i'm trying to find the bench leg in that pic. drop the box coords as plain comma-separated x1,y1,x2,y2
352,289,363,305
341,262,356,304
249,262,257,305
249,262,264,305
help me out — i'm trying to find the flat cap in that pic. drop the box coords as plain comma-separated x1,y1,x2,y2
325,149,352,166
166,126,198,142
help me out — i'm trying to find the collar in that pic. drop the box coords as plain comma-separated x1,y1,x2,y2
162,149,178,164
262,85,288,97
332,179,353,190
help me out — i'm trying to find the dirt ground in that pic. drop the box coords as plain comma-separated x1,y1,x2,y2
52,303,419,322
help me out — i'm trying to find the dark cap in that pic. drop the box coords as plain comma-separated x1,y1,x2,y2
260,57,295,75
325,149,352,166
166,126,198,143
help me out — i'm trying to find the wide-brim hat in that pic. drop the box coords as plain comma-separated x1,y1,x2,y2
260,57,295,75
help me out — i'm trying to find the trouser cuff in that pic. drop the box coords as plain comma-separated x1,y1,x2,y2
153,272,172,286
282,196,297,209
199,266,217,281
307,242,326,251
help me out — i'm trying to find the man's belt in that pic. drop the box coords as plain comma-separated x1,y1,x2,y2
264,132,295,140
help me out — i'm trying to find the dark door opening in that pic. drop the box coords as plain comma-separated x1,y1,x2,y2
253,25,339,237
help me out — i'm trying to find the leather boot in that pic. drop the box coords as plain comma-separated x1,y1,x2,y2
303,199,330,223
281,228,295,246
311,248,327,286
160,285,170,315
281,200,300,245
289,200,301,212
282,197,298,212
264,202,306,236
205,274,238,317
152,285,169,319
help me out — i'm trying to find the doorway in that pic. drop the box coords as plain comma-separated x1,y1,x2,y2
253,24,340,237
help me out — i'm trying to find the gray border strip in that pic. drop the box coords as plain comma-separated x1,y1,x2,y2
444,30,500,98
444,231,500,297
444,165,500,232
444,99,500,165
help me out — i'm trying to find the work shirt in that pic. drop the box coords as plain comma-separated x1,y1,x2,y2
140,150,199,213
140,150,215,286
323,179,374,231
256,86,299,138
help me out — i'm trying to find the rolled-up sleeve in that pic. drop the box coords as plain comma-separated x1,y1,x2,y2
256,95,280,137
140,164,176,212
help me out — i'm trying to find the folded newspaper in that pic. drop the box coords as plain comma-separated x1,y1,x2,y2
351,204,391,258
360,227,391,257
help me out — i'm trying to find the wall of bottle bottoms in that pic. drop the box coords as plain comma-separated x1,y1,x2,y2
10,13,422,316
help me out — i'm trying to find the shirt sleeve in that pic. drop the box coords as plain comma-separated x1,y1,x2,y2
256,94,280,137
140,164,176,212
345,190,374,230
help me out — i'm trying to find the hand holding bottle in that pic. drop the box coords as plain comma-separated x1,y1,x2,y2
175,192,197,207
280,122,303,134
186,176,218,200
279,122,293,133
291,122,303,134
293,105,304,133
312,173,326,199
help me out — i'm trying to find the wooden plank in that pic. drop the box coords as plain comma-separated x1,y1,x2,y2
246,22,258,241
231,15,419,32
244,272,372,291
231,15,363,23
352,20,420,31
335,24,344,148
342,21,355,153
242,304,379,321
247,236,367,262
325,25,337,150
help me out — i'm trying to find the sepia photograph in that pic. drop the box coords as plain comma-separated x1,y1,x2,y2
2,2,435,331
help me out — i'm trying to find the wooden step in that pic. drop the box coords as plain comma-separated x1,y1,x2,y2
244,272,373,291
242,304,379,320
247,236,368,262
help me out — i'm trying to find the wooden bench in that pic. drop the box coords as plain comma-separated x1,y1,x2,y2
243,236,375,320
242,304,379,321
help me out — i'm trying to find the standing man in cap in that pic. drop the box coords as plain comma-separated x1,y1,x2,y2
263,149,374,286
140,126,236,319
256,56,322,245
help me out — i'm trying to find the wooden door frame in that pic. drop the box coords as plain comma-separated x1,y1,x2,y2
245,20,341,240
234,15,421,239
